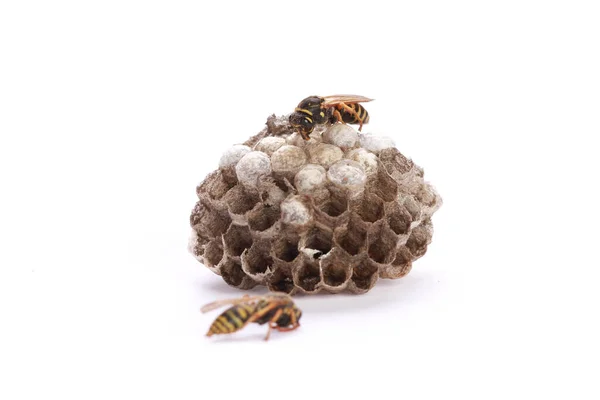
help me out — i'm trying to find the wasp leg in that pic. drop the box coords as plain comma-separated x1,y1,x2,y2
265,324,272,341
332,109,344,124
240,302,281,341
274,309,300,332
264,308,284,341
246,303,279,324
300,130,311,141
275,323,300,332
275,325,299,332
339,102,362,123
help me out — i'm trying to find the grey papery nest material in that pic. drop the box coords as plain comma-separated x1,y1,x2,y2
189,115,442,294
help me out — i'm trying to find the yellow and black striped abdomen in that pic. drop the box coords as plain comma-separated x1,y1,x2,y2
339,103,369,124
206,303,256,336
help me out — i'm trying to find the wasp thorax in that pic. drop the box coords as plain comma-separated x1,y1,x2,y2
297,96,323,109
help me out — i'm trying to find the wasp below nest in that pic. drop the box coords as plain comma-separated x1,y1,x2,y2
201,293,302,341
289,95,374,140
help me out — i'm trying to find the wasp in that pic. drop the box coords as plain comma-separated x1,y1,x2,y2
289,94,374,140
201,292,302,341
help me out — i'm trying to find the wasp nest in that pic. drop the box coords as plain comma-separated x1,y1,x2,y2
189,116,442,294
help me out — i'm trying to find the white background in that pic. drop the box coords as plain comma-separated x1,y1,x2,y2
1,1,599,399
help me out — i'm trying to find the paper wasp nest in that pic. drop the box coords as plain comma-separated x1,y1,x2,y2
189,116,442,294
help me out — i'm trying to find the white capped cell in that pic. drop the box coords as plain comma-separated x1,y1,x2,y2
307,143,343,167
271,145,307,173
345,148,379,175
219,144,252,168
254,137,286,155
235,151,272,187
322,124,359,149
359,134,396,153
294,164,327,193
327,159,367,189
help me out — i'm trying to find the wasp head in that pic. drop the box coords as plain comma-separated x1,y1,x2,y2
289,96,324,140
289,111,315,140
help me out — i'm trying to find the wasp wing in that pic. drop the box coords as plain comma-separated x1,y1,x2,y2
200,295,266,313
321,94,374,105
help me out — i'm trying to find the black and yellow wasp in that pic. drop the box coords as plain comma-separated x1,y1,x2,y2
201,293,302,341
289,94,374,140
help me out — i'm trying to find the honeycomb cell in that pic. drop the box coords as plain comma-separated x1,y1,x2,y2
318,191,348,218
204,240,224,268
295,260,322,293
334,214,367,256
219,145,252,169
406,220,432,259
403,195,422,224
190,200,231,238
414,184,437,207
322,260,351,288
355,193,384,223
327,159,367,190
345,148,378,175
254,137,286,155
189,230,209,260
223,224,253,257
302,226,333,257
241,240,272,277
307,143,344,167
189,201,203,227
366,166,398,202
318,200,347,218
386,202,412,236
247,204,279,232
271,145,307,174
285,131,310,147
367,222,398,264
322,124,358,149
196,171,237,201
222,185,259,215
235,151,272,187
359,134,395,153
388,246,413,278
350,259,379,292
273,175,295,194
272,235,300,262
378,147,414,177
294,164,327,194
280,196,312,227
220,258,256,289
267,268,295,294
